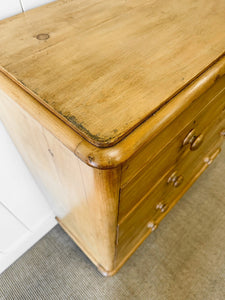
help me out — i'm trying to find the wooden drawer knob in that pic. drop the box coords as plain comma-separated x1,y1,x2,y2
167,171,184,188
156,202,168,213
183,129,204,151
190,134,204,150
147,221,158,231
204,148,221,165
173,175,184,187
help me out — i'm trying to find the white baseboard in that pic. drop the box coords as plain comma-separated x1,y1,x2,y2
0,121,57,275
0,214,57,274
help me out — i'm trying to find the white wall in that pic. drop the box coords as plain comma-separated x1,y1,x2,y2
0,121,57,274
0,0,56,20
0,1,57,273
0,0,22,20
21,0,56,11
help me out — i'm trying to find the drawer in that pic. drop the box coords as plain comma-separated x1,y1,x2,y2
116,119,225,263
119,87,225,221
121,75,225,186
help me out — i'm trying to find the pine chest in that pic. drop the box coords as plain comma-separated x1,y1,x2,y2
0,0,225,276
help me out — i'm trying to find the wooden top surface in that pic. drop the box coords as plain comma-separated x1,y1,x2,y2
0,0,225,147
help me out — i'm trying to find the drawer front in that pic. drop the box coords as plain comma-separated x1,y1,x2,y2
119,86,225,221
121,75,225,186
116,119,225,263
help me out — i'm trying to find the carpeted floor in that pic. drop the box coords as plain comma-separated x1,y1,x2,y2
0,148,225,300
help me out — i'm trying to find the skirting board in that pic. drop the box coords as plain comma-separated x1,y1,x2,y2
0,214,57,274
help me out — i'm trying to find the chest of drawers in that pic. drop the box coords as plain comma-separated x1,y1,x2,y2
0,0,225,276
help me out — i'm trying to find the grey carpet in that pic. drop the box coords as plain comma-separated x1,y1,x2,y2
0,148,225,300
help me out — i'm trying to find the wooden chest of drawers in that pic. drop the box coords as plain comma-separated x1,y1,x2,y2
0,0,225,276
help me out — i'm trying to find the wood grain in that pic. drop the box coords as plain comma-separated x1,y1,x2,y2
119,108,225,222
0,89,121,273
121,75,225,186
0,0,225,146
1,57,225,170
0,0,225,276
75,57,225,168
116,121,225,266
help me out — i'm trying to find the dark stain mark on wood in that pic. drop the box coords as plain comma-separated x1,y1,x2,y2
48,148,54,157
36,33,50,40
64,114,118,145
88,154,95,163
